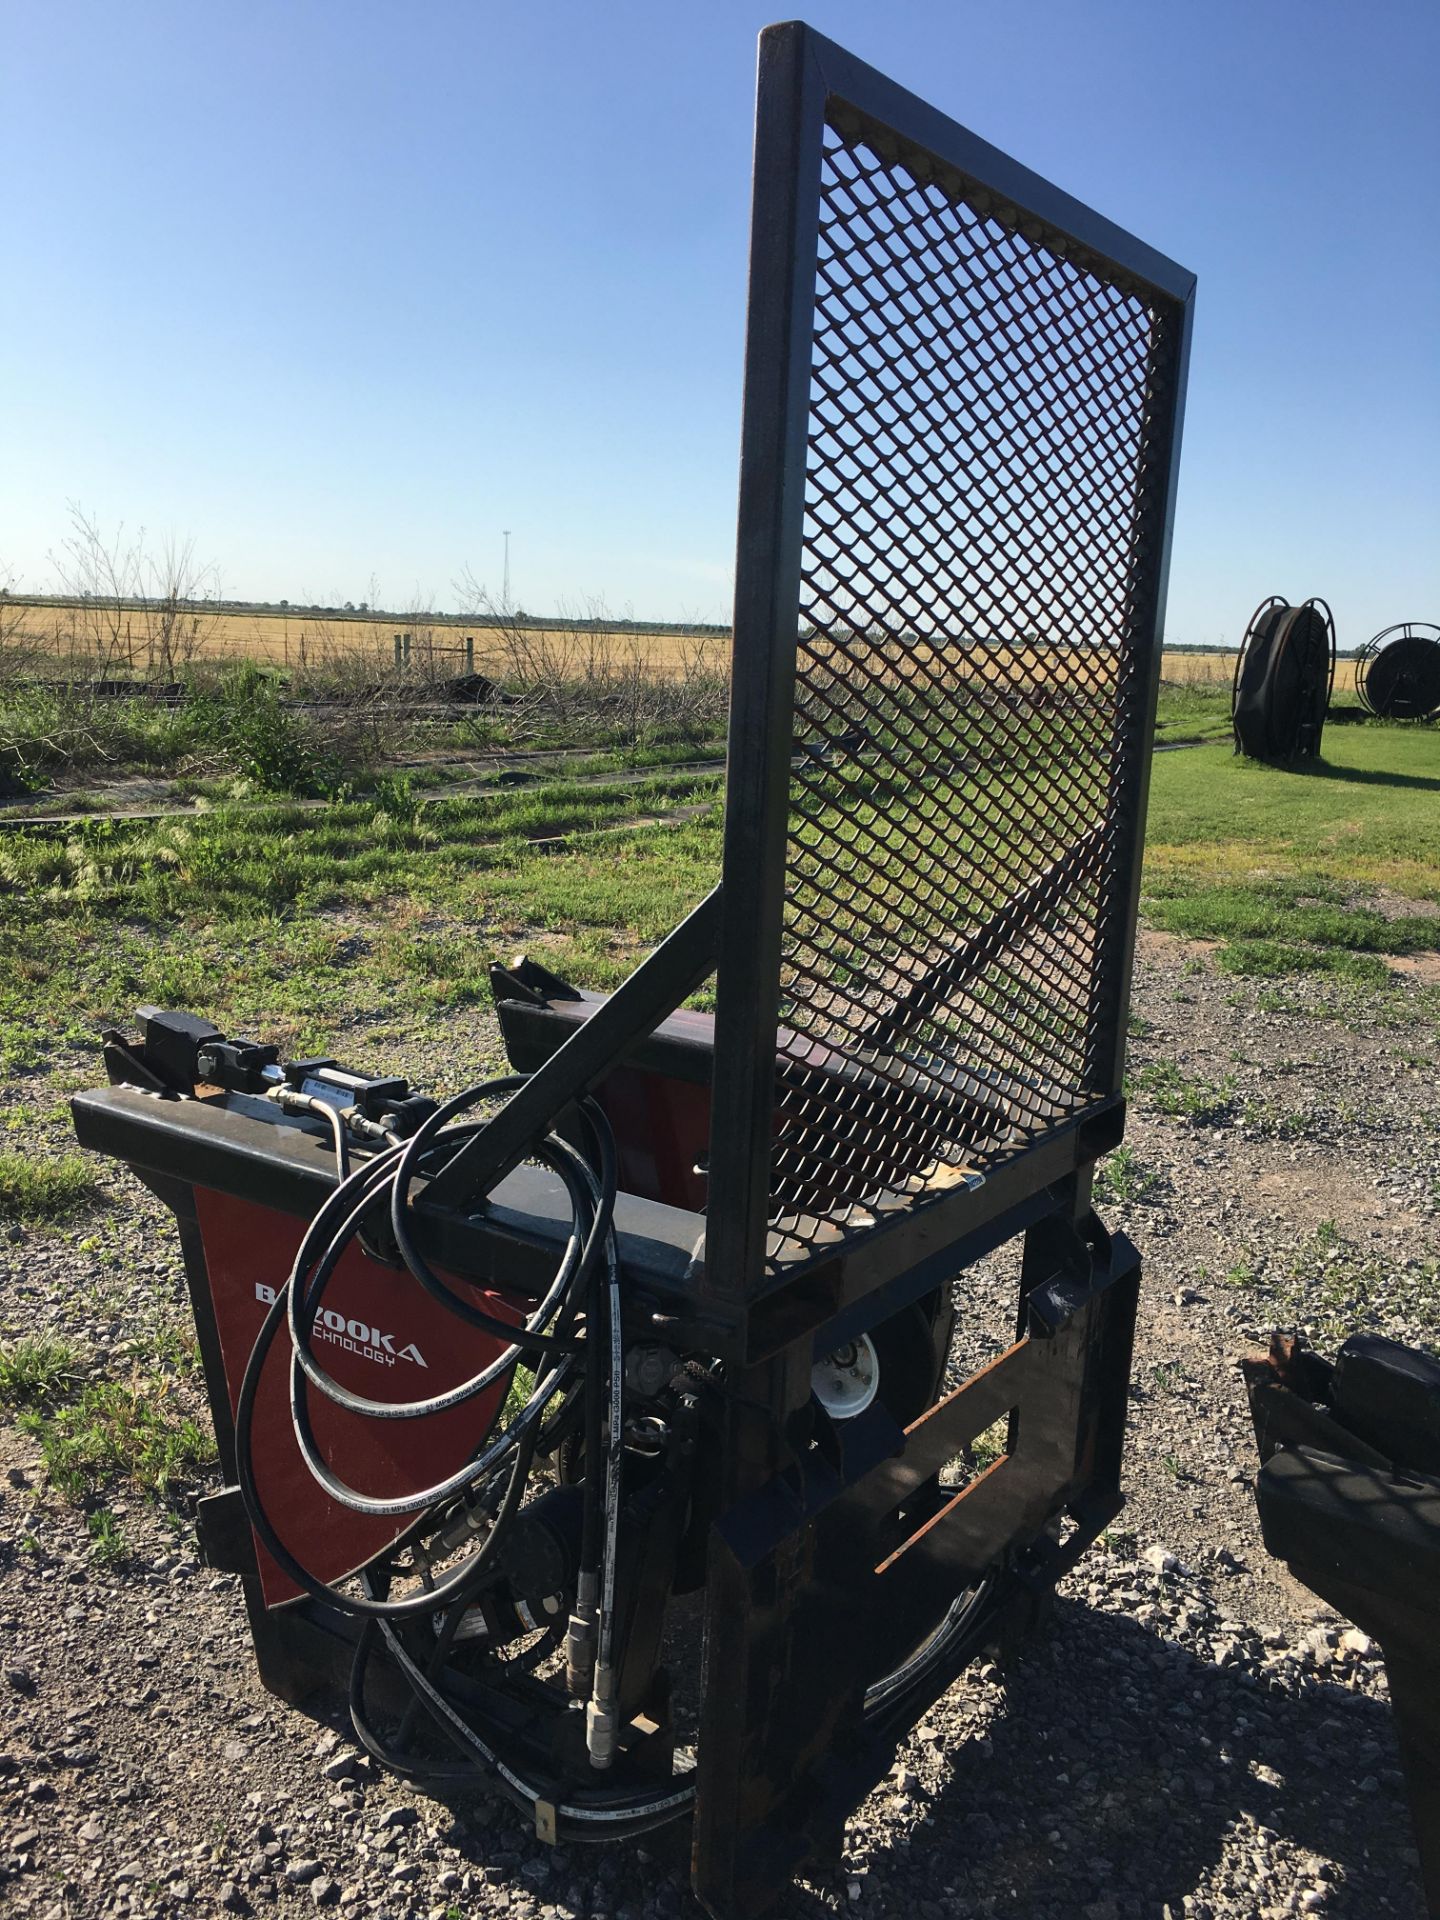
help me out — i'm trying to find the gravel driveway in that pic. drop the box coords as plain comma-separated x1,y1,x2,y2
2,931,1436,1920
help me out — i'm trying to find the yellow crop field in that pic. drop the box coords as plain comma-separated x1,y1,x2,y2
1159,649,1359,693
1,599,724,677
0,599,1359,692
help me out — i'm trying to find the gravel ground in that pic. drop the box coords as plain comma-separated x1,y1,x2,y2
2,931,1437,1920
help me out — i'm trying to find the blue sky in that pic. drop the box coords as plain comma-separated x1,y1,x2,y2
3,0,1436,644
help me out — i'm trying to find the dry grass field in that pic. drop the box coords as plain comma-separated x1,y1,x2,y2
1160,647,1358,692
2,598,725,678
3,597,1358,690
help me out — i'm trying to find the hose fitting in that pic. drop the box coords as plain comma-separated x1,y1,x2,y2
565,1569,598,1698
585,1660,619,1770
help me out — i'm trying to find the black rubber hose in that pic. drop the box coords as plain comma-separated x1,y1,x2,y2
284,1123,612,1516
385,1076,595,1348
235,1274,572,1618
233,1078,616,1613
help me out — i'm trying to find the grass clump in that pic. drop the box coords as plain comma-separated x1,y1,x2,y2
0,1334,81,1409
17,1375,214,1501
3,1327,213,1522
1239,1095,1311,1141
1093,1145,1159,1205
1144,874,1434,961
0,1151,99,1221
85,1505,130,1568
1213,940,1391,984
1132,1060,1236,1126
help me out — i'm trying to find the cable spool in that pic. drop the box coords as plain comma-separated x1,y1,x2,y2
1355,622,1440,721
1231,596,1336,761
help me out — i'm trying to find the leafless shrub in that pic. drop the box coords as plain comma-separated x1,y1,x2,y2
453,571,729,747
48,504,222,679
0,569,44,686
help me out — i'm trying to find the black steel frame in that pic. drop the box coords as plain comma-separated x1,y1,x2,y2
692,26,1190,1907
707,23,1194,1310
427,20,1193,1366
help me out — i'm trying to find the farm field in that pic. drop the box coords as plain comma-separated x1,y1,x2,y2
2,594,1359,689
0,705,1435,1918
3,597,729,675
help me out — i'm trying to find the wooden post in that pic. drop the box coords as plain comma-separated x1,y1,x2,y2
465,635,474,674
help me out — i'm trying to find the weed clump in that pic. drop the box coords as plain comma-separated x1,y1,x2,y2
0,1151,98,1221
17,1376,214,1501
1093,1145,1160,1205
1131,1060,1236,1126
187,665,343,795
0,1334,81,1409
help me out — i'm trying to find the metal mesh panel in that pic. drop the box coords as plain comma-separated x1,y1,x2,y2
765,113,1174,1261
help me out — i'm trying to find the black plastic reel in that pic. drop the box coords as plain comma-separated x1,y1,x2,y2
1356,622,1440,722
1232,596,1336,761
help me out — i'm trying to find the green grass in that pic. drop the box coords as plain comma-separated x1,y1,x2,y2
0,1151,99,1221
1213,1223,1440,1353
1141,728,1440,993
1093,1145,1159,1205
1131,1060,1236,1126
1144,875,1437,953
1213,940,1392,984
85,1506,131,1568
968,1416,1009,1472
1239,1094,1310,1141
2,1328,214,1510
1145,727,1440,900
1151,682,1235,745
0,777,723,1074
18,1376,215,1501
0,1335,81,1409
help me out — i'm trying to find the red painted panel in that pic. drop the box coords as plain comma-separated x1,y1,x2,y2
596,1067,712,1212
194,1187,532,1610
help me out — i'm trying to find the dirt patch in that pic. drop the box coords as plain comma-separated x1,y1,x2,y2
1136,927,1221,962
1388,950,1440,984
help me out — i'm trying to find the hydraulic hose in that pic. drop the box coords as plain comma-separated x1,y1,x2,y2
233,1078,609,1618
234,1065,997,1835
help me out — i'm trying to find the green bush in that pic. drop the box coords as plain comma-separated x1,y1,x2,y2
190,666,342,795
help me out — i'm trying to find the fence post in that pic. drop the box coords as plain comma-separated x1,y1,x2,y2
403,632,412,667
394,633,403,671
465,636,474,675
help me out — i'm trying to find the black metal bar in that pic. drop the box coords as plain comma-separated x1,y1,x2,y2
704,20,829,1315
866,822,1106,1053
1088,279,1197,1095
804,28,1195,306
422,884,722,1207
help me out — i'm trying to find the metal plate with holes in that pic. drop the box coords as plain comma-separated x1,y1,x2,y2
707,24,1194,1289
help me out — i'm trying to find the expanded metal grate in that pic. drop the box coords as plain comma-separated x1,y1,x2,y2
764,111,1181,1258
